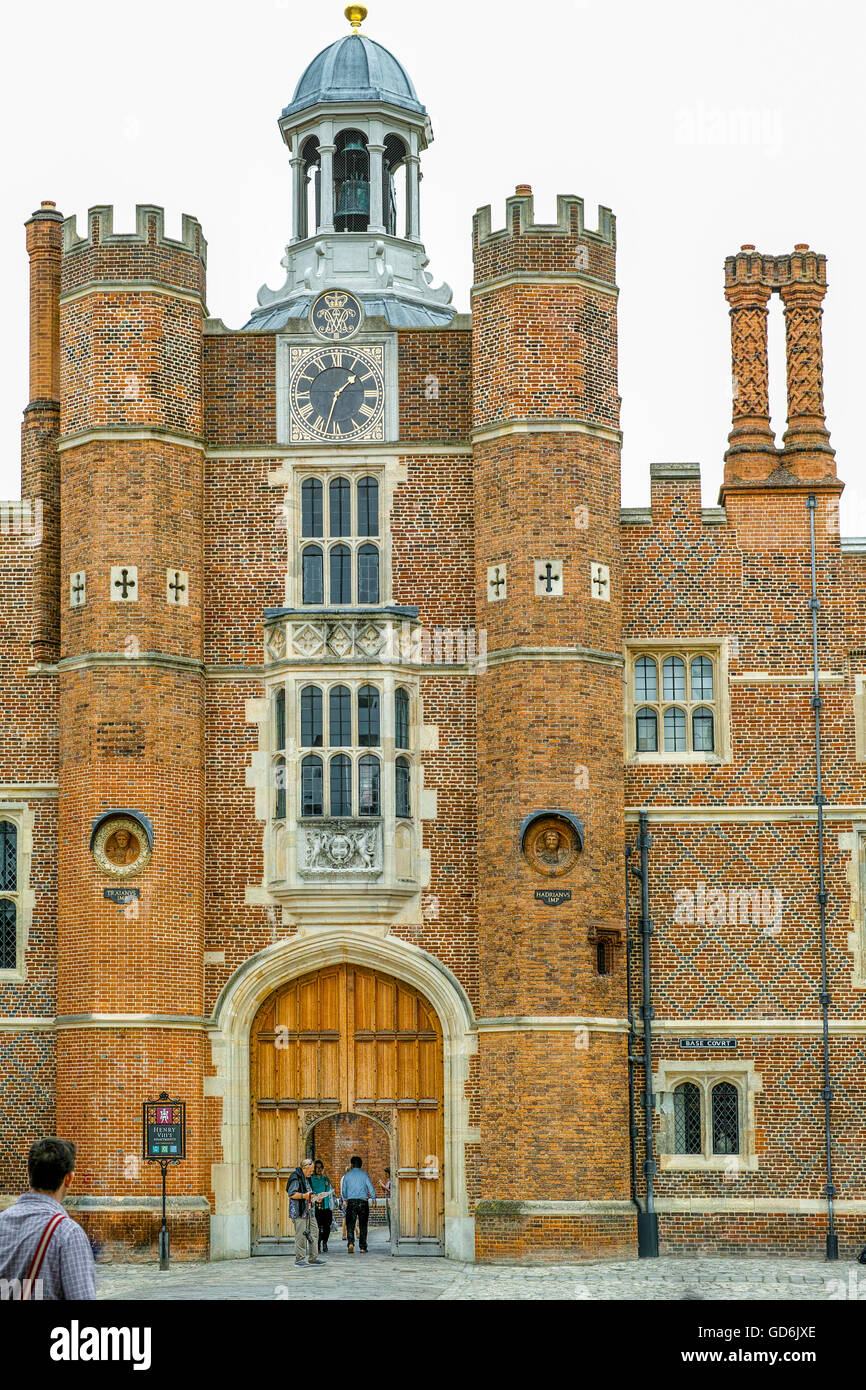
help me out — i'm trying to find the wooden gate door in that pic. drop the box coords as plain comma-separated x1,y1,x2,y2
251,964,444,1255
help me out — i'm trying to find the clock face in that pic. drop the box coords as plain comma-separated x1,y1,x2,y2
289,345,386,443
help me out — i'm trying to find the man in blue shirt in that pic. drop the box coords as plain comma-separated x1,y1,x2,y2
339,1156,376,1254
0,1138,96,1300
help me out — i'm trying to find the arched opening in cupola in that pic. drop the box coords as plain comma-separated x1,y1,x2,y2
383,133,408,238
334,128,370,232
300,135,321,240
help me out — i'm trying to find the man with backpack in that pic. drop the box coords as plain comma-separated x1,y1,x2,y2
285,1157,326,1267
0,1137,95,1300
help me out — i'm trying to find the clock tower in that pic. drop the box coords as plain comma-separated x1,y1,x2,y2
246,6,454,339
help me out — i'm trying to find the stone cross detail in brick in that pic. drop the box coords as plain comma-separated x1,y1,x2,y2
592,568,609,599
489,567,506,597
71,575,85,603
114,569,136,599
542,563,560,594
168,572,187,604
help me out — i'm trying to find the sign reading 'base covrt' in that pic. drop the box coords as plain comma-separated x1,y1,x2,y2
143,1099,186,1160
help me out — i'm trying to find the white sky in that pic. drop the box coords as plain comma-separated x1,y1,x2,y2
2,0,864,530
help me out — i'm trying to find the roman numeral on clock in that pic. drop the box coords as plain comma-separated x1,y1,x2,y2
358,403,375,419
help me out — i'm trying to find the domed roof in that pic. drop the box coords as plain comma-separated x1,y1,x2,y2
282,34,426,119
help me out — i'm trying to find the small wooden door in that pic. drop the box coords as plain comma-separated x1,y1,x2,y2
251,964,444,1255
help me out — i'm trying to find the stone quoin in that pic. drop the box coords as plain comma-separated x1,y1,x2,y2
1,7,865,1265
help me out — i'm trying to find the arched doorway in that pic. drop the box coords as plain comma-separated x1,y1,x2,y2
250,963,444,1256
309,1112,392,1252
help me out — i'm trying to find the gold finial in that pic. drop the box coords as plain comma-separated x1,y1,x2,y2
345,5,367,32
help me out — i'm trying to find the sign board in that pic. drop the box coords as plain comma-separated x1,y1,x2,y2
104,888,140,905
143,1098,186,1160
534,889,573,907
678,1038,738,1050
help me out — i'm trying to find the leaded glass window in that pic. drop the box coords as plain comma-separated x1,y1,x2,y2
274,758,287,822
330,545,352,605
330,755,352,818
673,1082,702,1155
0,822,16,893
329,686,352,747
635,656,658,702
274,689,286,752
712,1082,740,1155
301,686,323,748
357,476,379,537
0,821,19,972
359,756,381,817
358,545,379,605
693,707,715,752
358,686,380,747
691,655,714,701
636,707,658,752
396,758,411,819
302,479,324,538
664,706,687,753
0,900,15,972
301,756,324,817
663,656,686,701
329,477,351,537
302,546,324,605
395,688,410,750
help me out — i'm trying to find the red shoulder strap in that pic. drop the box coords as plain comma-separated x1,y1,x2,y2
22,1213,66,1299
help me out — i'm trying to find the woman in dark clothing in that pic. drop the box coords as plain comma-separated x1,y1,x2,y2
311,1159,335,1253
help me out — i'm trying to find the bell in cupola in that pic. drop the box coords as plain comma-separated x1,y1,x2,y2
334,132,371,231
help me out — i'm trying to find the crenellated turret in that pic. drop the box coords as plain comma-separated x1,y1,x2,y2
55,202,209,1255
471,185,632,1260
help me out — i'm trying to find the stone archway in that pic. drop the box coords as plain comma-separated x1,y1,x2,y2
307,1111,393,1252
207,930,477,1262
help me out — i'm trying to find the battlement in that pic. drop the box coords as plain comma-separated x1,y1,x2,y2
60,205,207,302
725,244,826,291
472,186,616,289
62,204,207,265
473,189,615,252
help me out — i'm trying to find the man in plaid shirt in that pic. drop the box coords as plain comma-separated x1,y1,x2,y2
0,1137,95,1300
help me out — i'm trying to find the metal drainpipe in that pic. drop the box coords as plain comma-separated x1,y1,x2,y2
635,810,659,1256
807,493,839,1261
625,842,642,1216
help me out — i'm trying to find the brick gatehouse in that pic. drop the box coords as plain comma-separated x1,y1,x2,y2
2,7,864,1263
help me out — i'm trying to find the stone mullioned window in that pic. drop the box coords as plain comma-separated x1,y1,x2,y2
299,472,382,608
655,1059,762,1173
625,640,732,764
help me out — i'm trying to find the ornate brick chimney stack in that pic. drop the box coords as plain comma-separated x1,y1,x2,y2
722,245,838,500
22,201,64,664
778,245,835,478
723,246,777,482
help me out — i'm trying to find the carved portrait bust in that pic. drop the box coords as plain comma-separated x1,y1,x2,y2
92,815,152,879
523,816,581,879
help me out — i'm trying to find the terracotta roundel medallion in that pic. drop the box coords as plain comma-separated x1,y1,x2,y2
523,816,581,879
92,815,151,879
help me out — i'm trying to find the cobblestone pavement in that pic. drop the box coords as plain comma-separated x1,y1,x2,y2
95,1231,866,1301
